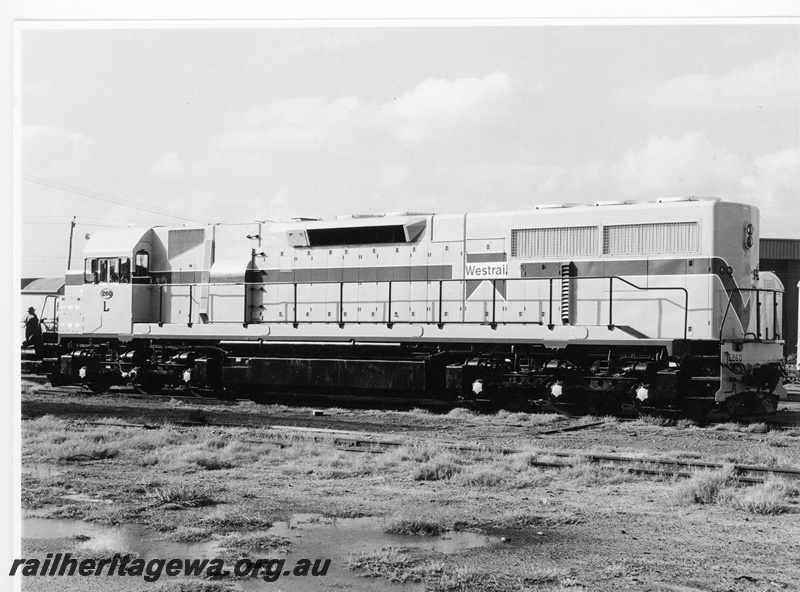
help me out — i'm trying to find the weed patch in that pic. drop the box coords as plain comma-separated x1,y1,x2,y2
163,526,217,542
428,565,569,592
58,442,120,462
149,484,216,508
219,532,290,550
348,547,427,583
155,582,238,592
386,518,445,536
724,478,799,515
414,458,463,481
671,467,735,505
490,510,547,529
446,407,478,419
200,507,273,529
454,464,506,487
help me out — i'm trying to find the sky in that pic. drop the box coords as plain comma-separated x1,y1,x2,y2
16,21,800,278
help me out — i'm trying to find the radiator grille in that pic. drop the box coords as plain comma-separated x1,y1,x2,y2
511,226,598,259
603,222,700,256
307,225,407,246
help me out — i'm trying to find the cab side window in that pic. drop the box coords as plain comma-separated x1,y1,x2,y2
119,258,131,283
133,250,150,283
84,259,98,284
84,257,130,283
107,259,119,283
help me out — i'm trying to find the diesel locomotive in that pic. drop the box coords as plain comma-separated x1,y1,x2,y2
46,197,787,417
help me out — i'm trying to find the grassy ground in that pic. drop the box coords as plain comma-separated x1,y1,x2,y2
18,394,800,591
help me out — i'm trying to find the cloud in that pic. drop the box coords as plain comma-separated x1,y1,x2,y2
607,136,800,237
21,124,93,174
741,147,800,236
524,133,798,237
612,133,745,195
149,152,187,176
165,72,535,219
213,72,526,154
385,71,524,141
622,50,799,111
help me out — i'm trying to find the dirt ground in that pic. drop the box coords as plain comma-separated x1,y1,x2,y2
17,381,800,592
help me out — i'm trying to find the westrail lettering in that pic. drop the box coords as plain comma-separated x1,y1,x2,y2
464,263,508,278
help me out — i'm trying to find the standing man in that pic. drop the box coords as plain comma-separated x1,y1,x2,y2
22,306,43,358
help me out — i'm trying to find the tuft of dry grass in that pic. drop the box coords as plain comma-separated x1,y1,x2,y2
148,484,216,508
560,461,640,486
154,582,238,592
724,478,799,515
391,441,449,463
163,526,217,542
512,412,569,426
720,446,796,469
671,467,735,505
446,407,478,419
490,510,547,529
454,464,506,487
712,422,771,434
348,547,424,583
637,414,673,427
386,518,445,536
200,507,273,529
428,565,570,592
219,532,290,550
51,440,121,462
414,458,463,481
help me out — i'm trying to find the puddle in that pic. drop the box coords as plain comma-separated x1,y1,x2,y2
23,518,216,559
60,494,114,504
22,513,495,591
269,513,492,555
21,464,63,479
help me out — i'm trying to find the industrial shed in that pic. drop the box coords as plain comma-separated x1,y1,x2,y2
760,238,800,359
21,278,64,332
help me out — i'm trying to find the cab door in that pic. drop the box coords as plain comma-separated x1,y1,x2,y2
131,250,155,323
81,256,133,335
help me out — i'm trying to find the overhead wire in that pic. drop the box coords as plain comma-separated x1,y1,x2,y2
22,173,218,224
23,214,147,225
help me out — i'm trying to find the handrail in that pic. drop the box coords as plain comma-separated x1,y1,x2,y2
608,276,689,341
719,287,783,343
148,275,691,338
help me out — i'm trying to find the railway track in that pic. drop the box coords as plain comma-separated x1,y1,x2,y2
21,375,800,485
22,377,800,430
327,432,800,483
21,410,800,484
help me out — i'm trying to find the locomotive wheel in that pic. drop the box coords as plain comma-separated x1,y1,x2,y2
84,380,110,394
131,375,164,396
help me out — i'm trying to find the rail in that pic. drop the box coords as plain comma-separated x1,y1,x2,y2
719,287,784,342
151,275,689,338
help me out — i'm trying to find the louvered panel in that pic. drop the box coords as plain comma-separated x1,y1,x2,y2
511,226,598,259
168,228,206,259
603,222,699,256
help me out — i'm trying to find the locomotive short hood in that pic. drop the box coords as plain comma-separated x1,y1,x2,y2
83,227,154,257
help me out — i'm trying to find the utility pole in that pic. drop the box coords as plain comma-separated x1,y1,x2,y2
67,216,76,270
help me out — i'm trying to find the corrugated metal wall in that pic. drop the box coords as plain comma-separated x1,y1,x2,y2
761,238,800,358
761,239,800,260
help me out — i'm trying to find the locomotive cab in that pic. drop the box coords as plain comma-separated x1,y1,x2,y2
59,228,154,338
